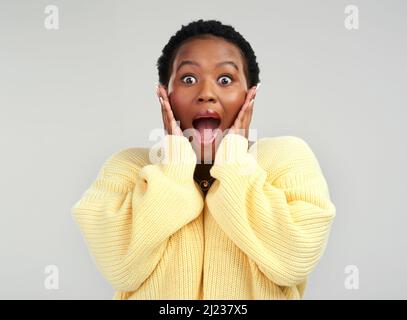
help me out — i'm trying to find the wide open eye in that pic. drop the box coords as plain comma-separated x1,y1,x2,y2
218,75,232,86
181,75,197,85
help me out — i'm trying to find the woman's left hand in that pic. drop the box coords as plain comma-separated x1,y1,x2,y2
229,85,258,139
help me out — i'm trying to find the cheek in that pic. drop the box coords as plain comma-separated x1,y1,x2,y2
169,90,186,106
223,90,245,107
222,91,246,126
168,91,191,124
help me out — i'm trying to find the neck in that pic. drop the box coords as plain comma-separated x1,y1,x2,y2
193,163,215,196
194,163,214,180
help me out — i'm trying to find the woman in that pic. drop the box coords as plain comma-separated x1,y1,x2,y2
72,19,336,300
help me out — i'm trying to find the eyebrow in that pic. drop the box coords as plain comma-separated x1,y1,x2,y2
176,60,239,72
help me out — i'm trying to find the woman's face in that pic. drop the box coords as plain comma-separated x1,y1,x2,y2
166,35,252,162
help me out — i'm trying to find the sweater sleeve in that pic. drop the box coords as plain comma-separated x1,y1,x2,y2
207,133,336,287
71,134,203,292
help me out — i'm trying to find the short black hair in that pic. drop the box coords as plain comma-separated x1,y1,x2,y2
156,19,260,89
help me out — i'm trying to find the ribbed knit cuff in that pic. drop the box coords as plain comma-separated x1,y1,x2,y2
157,134,197,181
211,133,259,178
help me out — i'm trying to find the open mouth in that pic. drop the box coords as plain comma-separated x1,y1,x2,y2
192,117,221,144
192,117,221,130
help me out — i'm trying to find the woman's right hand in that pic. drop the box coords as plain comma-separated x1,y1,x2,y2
156,84,183,136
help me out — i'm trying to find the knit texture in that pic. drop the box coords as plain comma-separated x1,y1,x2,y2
71,133,336,300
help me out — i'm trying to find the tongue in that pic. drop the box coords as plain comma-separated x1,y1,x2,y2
194,118,220,143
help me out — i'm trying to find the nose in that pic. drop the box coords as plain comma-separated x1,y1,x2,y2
197,80,217,104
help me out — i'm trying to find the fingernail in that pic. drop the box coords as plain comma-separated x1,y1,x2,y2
159,97,163,105
255,82,261,93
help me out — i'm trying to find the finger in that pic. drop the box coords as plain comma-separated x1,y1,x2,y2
239,96,251,121
163,98,173,121
158,87,181,136
239,97,255,130
242,99,255,129
238,108,248,133
234,108,244,125
164,103,173,134
239,99,250,117
244,86,257,105
162,95,177,127
163,98,178,135
240,87,255,115
253,84,260,98
160,100,166,126
156,84,160,98
157,85,165,101
238,106,246,122
159,87,173,116
171,119,179,135
243,89,251,106
235,110,244,131
248,99,255,120
169,116,182,136
160,97,169,133
250,87,258,102
158,85,170,102
170,113,182,136
162,98,172,133
236,101,249,119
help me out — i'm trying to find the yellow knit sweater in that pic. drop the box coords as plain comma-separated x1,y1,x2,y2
71,133,336,300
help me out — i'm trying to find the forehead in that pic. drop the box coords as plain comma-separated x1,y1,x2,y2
172,36,246,70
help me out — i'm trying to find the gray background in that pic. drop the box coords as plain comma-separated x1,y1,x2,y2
0,0,406,299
